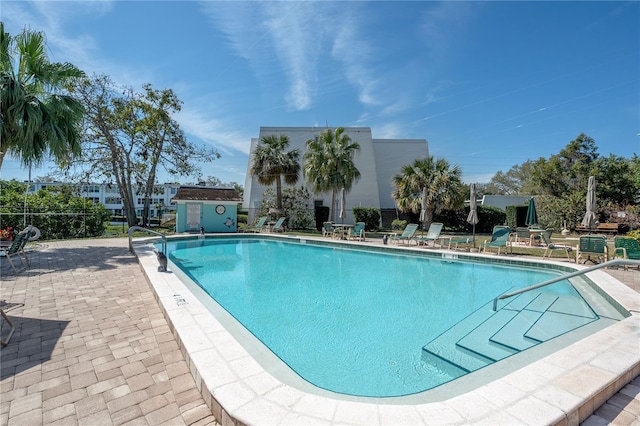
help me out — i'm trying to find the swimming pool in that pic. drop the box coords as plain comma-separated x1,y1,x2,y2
136,234,638,424
163,237,624,398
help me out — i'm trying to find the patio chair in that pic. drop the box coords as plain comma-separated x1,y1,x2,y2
348,222,366,241
244,216,268,233
1,230,29,275
540,229,573,260
481,226,512,255
322,222,336,238
613,237,640,269
389,223,419,245
415,222,443,247
576,235,608,264
271,217,286,233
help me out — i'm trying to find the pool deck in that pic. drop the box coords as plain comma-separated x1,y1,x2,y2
1,236,638,425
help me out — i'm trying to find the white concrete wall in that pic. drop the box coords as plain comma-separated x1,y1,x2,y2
372,139,429,209
244,127,429,223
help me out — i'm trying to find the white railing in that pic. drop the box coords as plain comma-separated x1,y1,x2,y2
493,258,640,311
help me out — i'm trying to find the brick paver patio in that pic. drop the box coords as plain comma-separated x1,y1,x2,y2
1,237,638,425
1,238,218,426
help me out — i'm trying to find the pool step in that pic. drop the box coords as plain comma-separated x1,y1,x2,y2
489,292,558,351
421,302,497,374
422,291,599,374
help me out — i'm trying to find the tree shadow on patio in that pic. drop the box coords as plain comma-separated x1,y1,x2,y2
0,305,69,379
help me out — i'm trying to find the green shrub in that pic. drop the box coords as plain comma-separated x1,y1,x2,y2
237,214,248,225
391,219,407,231
505,205,528,229
625,230,640,242
434,204,505,233
352,207,381,231
0,180,110,239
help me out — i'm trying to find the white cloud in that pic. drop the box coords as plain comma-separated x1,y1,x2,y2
200,1,381,111
371,122,403,140
175,106,251,156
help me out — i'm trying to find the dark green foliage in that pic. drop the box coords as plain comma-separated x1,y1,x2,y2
352,207,380,231
434,205,505,233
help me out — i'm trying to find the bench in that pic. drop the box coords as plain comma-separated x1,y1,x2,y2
575,223,619,234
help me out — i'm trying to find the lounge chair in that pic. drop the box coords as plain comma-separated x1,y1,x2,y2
513,227,530,245
446,236,474,250
1,230,29,275
481,226,512,255
540,229,573,260
389,223,419,245
614,237,640,269
576,235,608,264
348,222,366,241
322,222,336,238
271,217,286,233
415,222,443,247
245,216,268,233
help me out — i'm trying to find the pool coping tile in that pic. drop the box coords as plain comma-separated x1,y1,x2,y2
133,235,640,426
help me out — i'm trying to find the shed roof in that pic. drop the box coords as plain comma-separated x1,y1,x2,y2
171,186,242,202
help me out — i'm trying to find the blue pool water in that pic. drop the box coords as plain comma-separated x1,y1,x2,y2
166,237,591,397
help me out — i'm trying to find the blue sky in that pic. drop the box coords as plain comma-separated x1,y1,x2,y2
2,1,638,186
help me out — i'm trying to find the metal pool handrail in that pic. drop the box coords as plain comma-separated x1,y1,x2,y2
128,226,166,255
492,258,640,311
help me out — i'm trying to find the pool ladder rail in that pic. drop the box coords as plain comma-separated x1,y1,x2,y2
493,258,640,311
128,226,167,255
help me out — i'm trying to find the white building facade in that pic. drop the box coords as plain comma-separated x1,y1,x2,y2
27,181,180,220
243,127,429,223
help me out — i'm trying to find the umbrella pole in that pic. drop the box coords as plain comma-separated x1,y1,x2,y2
472,223,476,248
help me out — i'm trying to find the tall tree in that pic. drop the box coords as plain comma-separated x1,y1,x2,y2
70,74,219,227
249,134,300,210
485,160,536,195
593,154,638,206
531,133,599,197
303,127,361,222
0,23,85,170
392,156,464,228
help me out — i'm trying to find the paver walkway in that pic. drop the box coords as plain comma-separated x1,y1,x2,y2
1,238,219,426
1,237,638,425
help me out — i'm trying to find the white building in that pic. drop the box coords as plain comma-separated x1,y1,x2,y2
26,181,180,220
243,127,429,223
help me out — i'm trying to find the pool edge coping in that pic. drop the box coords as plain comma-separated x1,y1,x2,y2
133,235,640,426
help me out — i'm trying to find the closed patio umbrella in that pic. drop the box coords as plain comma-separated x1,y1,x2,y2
525,197,538,227
419,187,427,230
467,183,479,247
581,176,598,232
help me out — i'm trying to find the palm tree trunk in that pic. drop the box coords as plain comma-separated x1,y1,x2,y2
276,175,283,210
330,189,337,222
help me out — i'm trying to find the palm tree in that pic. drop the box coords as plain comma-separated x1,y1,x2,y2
249,134,300,210
392,156,464,228
0,23,85,170
303,127,361,221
